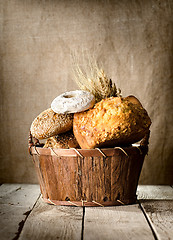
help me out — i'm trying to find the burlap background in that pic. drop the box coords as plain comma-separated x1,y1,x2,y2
0,0,173,184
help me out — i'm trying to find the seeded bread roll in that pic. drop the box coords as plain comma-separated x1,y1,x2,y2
30,108,73,139
43,131,80,149
73,96,151,149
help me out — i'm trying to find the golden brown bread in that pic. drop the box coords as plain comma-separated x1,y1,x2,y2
30,108,73,139
73,96,151,149
43,131,80,149
125,95,143,107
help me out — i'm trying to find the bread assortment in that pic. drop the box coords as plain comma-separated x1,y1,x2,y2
30,68,151,149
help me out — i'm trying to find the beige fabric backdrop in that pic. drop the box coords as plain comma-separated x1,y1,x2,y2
0,0,173,184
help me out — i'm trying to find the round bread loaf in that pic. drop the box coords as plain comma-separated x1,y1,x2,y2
30,108,73,139
73,96,151,149
43,131,80,149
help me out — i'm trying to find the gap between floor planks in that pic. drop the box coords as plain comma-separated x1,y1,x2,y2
18,198,155,240
138,185,173,240
0,184,173,240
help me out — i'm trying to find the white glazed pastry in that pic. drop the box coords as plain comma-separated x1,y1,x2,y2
51,90,95,114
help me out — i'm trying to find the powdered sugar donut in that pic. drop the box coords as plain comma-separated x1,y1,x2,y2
51,90,95,114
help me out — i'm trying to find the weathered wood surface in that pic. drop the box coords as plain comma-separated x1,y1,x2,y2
33,147,145,206
0,184,173,240
0,184,40,240
138,185,173,240
84,205,155,240
141,200,173,240
19,198,83,240
137,185,173,200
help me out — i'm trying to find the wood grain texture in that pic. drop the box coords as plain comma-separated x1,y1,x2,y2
0,184,40,240
137,185,173,200
33,155,48,199
141,200,173,240
138,185,173,239
1,184,172,240
84,205,155,240
110,147,144,203
19,197,83,240
33,146,145,205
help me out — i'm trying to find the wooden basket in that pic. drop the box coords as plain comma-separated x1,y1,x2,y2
28,131,150,207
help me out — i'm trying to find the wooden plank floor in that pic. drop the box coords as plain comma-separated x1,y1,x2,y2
0,184,40,240
0,184,173,240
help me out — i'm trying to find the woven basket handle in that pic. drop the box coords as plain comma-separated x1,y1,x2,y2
140,130,150,147
139,130,150,155
28,131,41,155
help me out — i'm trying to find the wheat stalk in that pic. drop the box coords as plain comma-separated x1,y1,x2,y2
72,53,121,102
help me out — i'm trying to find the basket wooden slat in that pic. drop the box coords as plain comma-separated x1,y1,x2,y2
29,131,150,207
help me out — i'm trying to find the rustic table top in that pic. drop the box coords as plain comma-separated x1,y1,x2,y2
0,184,172,240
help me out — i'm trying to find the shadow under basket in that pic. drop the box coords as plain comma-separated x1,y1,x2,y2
28,131,150,207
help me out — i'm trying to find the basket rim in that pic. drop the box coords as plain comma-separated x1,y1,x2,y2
30,144,144,157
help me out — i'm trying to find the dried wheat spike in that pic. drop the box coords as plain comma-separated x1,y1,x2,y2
72,55,121,102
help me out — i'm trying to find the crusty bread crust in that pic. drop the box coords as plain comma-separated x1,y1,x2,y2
73,97,151,149
30,108,73,139
43,131,80,149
